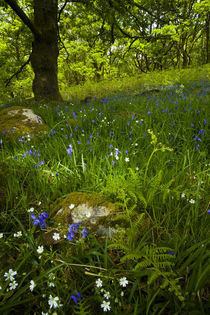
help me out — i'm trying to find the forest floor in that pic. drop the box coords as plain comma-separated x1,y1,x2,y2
0,67,209,314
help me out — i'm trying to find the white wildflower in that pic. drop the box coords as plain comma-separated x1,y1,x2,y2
96,278,103,288
4,269,17,281
52,233,60,241
104,291,111,299
48,295,59,309
29,280,36,292
14,231,22,238
101,300,111,312
37,245,44,254
49,282,55,287
0,233,3,238
119,277,128,287
9,280,18,290
28,207,34,213
189,199,195,204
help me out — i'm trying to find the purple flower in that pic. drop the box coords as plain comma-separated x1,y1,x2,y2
198,129,204,135
67,145,73,155
81,228,89,239
31,212,49,228
204,119,206,126
73,111,77,119
30,214,40,226
167,251,175,256
193,136,202,142
67,230,74,241
70,292,81,306
207,210,210,214
67,223,80,241
39,161,44,167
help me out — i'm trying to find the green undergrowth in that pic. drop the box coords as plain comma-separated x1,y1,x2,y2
0,73,209,314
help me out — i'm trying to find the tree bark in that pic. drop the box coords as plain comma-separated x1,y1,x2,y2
31,0,62,101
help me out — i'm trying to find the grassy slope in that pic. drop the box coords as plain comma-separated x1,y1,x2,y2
0,67,209,314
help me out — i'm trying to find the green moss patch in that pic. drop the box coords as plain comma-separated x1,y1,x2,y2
0,106,49,137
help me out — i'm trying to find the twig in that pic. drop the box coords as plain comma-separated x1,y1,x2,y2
5,53,32,87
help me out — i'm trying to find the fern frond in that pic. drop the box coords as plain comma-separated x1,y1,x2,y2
134,213,145,229
120,251,144,262
107,242,129,251
148,269,162,285
112,213,130,223
73,299,91,315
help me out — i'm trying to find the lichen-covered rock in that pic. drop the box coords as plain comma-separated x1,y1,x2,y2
0,106,49,138
51,192,119,237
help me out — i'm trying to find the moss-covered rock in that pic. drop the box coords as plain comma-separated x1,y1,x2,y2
0,106,49,139
51,192,119,237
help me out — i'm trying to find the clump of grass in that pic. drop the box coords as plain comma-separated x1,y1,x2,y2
0,72,209,313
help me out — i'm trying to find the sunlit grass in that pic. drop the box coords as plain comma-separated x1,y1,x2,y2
0,74,209,313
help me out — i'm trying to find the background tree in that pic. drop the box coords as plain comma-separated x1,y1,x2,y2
0,0,209,101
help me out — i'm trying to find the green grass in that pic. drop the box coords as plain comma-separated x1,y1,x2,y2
0,70,209,314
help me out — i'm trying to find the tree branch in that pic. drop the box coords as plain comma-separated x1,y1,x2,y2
58,0,69,22
5,53,32,87
4,0,39,37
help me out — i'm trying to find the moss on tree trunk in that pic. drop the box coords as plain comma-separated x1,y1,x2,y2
31,0,62,101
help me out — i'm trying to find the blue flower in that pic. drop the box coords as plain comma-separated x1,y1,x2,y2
67,223,80,240
167,251,175,256
204,119,207,126
73,111,77,119
198,129,204,135
81,228,89,239
70,292,81,306
67,145,73,155
31,212,49,228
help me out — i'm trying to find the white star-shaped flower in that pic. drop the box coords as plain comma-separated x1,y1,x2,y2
4,269,17,281
52,233,60,241
119,277,128,287
48,295,59,309
96,278,103,288
29,280,36,292
37,245,44,254
101,300,111,312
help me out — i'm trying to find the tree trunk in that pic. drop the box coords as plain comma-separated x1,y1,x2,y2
31,0,62,101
